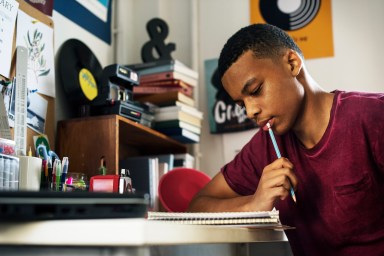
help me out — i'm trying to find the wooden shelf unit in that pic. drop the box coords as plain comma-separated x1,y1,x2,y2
57,115,187,178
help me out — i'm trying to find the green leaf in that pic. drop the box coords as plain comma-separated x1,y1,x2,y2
27,31,32,46
39,69,50,76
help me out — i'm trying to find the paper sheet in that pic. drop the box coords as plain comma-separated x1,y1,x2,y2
0,0,19,78
16,10,55,97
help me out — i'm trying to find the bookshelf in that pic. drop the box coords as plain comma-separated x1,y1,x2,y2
57,115,187,178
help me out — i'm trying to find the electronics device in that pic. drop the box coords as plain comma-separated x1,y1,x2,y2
0,190,149,220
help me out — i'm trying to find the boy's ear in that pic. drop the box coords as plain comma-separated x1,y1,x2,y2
287,50,302,77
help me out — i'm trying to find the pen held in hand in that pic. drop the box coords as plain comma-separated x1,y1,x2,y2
266,122,297,203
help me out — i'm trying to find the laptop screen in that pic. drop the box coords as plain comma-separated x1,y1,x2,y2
0,190,149,221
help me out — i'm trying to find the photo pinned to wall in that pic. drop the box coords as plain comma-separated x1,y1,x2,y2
250,0,334,59
204,58,258,134
16,10,55,97
7,80,47,134
7,79,16,127
54,0,112,44
0,80,13,118
26,92,48,134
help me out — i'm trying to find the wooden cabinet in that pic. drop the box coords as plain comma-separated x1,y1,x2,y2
57,115,187,178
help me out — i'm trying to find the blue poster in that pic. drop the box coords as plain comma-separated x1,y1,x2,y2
204,58,258,134
54,0,112,44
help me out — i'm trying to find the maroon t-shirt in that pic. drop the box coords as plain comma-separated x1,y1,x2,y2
222,90,384,256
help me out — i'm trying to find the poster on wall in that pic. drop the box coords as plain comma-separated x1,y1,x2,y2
16,10,55,98
250,0,334,59
0,0,19,78
205,58,258,134
54,0,112,44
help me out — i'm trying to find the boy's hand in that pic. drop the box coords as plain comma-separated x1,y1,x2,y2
251,157,298,210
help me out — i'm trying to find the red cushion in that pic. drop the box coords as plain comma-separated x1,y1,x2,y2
158,168,211,212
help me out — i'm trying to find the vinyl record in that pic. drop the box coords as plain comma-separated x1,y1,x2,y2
259,0,320,31
58,39,103,105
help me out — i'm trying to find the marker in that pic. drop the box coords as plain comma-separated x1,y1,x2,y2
47,158,53,190
61,157,69,191
265,122,297,203
55,159,61,192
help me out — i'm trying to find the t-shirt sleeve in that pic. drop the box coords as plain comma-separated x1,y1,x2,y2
221,130,273,195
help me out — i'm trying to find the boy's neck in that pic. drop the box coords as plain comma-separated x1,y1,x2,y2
293,73,335,149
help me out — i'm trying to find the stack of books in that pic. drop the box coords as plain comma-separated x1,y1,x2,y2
126,59,198,91
126,60,202,144
153,101,202,143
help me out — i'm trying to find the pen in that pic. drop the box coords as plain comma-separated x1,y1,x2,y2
52,159,56,190
55,159,61,192
61,157,69,191
41,159,47,190
266,122,297,203
47,158,53,190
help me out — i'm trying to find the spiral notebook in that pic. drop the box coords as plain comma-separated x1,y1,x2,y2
147,210,286,228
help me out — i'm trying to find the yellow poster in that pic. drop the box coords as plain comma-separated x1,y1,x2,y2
250,0,333,59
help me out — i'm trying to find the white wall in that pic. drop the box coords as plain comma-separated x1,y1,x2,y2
114,0,194,67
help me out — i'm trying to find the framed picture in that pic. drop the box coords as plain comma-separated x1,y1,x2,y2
204,58,258,134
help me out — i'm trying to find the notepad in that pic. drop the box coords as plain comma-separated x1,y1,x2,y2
147,210,281,226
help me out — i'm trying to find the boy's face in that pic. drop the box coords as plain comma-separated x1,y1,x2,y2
221,50,304,135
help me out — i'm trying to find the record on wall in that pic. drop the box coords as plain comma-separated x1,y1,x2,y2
57,39,103,105
259,0,321,31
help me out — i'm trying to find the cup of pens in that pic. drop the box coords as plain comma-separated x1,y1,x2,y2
48,157,69,192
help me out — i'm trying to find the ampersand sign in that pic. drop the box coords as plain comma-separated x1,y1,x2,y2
141,18,176,62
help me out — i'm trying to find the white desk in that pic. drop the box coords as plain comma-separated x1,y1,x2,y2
0,218,292,256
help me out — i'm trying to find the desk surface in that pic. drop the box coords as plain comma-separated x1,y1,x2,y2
0,218,288,247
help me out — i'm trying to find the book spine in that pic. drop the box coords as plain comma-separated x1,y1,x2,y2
155,105,203,119
154,111,202,126
126,59,176,70
136,64,198,79
167,129,200,143
140,71,197,87
135,91,195,107
139,79,192,89
169,135,199,144
133,86,193,97
155,124,201,134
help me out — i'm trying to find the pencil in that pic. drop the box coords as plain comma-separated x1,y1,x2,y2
266,123,297,203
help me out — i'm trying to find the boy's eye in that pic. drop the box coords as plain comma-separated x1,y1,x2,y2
251,85,262,96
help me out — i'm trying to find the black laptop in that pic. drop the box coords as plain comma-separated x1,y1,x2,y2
0,190,149,221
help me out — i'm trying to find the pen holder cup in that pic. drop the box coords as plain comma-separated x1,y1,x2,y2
63,172,88,192
18,156,42,191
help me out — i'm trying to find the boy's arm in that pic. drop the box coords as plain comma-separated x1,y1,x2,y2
187,158,298,212
187,171,256,212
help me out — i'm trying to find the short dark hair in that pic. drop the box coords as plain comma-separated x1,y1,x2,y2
218,23,303,79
